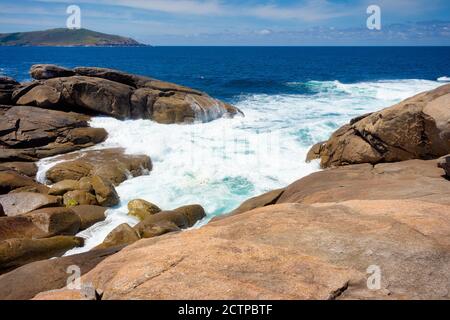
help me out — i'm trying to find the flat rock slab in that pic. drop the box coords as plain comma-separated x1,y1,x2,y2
42,199,449,300
0,105,107,162
0,192,61,216
45,148,152,185
0,246,122,300
277,159,450,206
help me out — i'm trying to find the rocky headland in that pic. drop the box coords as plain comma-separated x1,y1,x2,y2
0,65,449,300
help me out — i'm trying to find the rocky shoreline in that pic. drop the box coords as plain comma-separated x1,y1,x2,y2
0,65,449,300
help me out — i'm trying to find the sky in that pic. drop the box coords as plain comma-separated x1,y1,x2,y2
0,0,449,45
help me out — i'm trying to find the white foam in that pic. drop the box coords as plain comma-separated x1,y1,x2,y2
55,79,442,255
438,76,450,82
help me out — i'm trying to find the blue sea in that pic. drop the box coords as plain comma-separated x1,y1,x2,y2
1,47,449,253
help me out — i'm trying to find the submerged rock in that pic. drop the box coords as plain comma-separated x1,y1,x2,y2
308,84,450,168
15,64,242,124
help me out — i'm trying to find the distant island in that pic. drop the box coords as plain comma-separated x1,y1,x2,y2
0,28,147,47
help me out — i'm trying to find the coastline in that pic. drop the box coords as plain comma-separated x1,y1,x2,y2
0,62,449,300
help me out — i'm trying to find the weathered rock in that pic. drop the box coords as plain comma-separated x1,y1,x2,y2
0,207,81,241
135,220,181,239
127,199,161,221
0,76,20,105
63,190,98,207
305,141,326,162
134,204,205,238
48,179,80,196
437,155,450,177
0,162,37,178
91,176,119,207
96,224,140,250
74,66,148,88
0,105,107,162
0,236,84,272
0,192,61,216
310,84,450,168
226,188,285,217
0,246,122,300
47,198,449,300
37,159,450,300
15,64,242,124
70,205,106,230
0,170,48,195
277,159,450,206
30,64,75,80
45,148,151,185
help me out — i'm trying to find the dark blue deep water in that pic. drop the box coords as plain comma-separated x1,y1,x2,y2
1,46,449,102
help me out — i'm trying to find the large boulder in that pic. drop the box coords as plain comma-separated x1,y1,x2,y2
0,162,38,178
91,176,119,207
45,148,151,185
0,207,81,241
0,170,48,195
134,204,205,238
0,105,107,162
96,223,140,250
69,205,106,230
30,64,75,80
0,192,61,216
0,246,122,300
63,190,99,207
0,76,19,105
127,199,161,221
14,65,242,124
0,236,84,272
48,180,80,196
309,84,450,168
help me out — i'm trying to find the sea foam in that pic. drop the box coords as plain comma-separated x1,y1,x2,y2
47,79,441,255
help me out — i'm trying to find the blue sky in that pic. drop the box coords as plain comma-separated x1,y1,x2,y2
0,0,449,45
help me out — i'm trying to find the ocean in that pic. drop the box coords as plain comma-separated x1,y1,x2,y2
1,46,449,253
